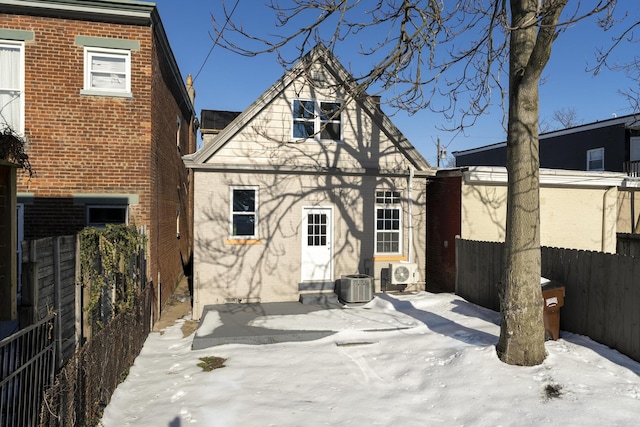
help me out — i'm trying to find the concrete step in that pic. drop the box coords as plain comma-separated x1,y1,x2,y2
299,292,339,305
298,281,336,292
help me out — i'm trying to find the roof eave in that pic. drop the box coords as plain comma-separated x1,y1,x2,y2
0,0,156,25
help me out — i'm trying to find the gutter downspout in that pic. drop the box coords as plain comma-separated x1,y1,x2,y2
408,167,414,263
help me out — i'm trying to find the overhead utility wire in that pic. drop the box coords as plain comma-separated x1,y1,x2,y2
193,0,240,82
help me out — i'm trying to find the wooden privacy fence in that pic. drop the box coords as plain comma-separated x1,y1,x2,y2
0,315,56,427
456,238,640,362
21,236,78,368
1,227,149,426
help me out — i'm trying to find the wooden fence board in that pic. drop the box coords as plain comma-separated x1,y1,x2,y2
630,260,640,358
588,251,605,344
457,238,640,362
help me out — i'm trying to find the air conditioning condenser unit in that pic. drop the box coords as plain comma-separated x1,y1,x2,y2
388,262,418,285
339,274,374,303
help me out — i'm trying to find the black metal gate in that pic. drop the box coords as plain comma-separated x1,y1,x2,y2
0,315,56,427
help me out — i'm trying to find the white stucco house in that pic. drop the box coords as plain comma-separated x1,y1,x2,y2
183,44,435,319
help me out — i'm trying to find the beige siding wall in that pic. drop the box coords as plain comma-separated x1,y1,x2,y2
207,67,411,171
461,182,618,253
617,190,640,234
192,170,427,319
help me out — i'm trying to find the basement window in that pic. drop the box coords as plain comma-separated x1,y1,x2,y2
87,205,128,228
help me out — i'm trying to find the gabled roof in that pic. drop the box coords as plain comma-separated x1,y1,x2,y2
183,43,431,172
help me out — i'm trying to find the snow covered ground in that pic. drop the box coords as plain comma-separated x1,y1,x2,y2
100,292,640,426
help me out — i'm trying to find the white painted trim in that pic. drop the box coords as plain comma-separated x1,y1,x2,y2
463,166,630,187
300,206,334,283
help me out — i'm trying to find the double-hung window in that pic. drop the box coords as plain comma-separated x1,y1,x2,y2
231,187,258,238
292,99,342,141
375,190,402,254
83,47,131,95
0,41,24,133
587,147,604,171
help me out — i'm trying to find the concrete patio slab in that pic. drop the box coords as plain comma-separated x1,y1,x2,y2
191,301,345,350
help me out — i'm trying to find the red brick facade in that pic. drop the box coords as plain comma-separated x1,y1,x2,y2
1,2,196,314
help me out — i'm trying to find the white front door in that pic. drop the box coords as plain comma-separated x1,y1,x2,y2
301,207,333,282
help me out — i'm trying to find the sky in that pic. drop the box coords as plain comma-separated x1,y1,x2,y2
153,0,639,166
99,291,640,426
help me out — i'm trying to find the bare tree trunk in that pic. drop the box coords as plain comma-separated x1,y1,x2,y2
497,0,566,366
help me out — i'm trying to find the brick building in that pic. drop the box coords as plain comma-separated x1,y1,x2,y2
0,0,196,314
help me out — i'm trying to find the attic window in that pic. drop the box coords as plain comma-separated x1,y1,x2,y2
292,99,342,141
311,69,328,88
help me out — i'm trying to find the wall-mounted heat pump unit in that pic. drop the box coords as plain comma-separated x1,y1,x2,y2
389,262,418,285
339,274,374,303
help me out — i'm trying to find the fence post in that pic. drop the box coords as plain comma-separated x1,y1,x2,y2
75,234,83,351
54,236,63,370
19,240,38,327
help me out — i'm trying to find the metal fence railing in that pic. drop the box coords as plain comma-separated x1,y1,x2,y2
39,287,152,427
0,315,56,427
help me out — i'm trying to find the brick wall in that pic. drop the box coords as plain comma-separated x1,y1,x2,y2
148,35,195,309
4,13,153,231
3,10,195,312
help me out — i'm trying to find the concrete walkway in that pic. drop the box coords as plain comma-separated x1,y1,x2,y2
191,301,344,350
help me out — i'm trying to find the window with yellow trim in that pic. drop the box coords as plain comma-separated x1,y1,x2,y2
375,190,401,254
230,186,258,238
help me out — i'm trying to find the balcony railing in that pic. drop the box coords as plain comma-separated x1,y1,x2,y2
624,160,640,177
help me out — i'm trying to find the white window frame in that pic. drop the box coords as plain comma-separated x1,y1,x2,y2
587,147,604,171
230,186,258,239
292,99,342,142
86,205,129,228
374,190,402,255
0,40,25,134
83,46,131,96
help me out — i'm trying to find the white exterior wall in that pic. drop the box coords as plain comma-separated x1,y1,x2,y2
461,180,619,253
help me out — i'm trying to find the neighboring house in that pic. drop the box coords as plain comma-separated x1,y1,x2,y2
453,113,640,173
184,44,434,319
426,166,637,293
0,0,197,315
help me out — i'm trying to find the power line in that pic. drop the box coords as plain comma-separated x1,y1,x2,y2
193,0,240,83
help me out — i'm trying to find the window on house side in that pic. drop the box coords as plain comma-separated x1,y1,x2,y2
587,147,604,171
292,99,342,141
0,41,24,133
87,205,128,228
84,47,131,93
375,190,402,254
231,187,258,238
